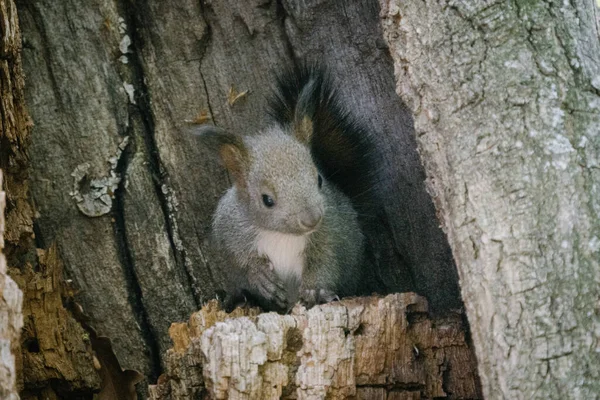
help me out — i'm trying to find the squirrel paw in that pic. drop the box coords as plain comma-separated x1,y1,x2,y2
248,263,288,310
300,288,339,308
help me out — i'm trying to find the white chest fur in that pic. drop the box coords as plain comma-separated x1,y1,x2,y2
255,230,306,281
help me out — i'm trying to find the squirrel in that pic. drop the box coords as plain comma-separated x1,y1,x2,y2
195,65,376,312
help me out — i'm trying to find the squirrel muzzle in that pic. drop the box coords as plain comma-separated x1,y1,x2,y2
298,208,323,232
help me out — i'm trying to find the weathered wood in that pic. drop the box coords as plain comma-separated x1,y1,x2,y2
17,0,198,377
0,171,23,400
2,1,108,396
380,0,600,398
11,246,101,399
0,0,34,265
149,294,481,399
1,0,27,397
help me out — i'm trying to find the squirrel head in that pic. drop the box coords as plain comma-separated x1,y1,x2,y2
194,120,325,236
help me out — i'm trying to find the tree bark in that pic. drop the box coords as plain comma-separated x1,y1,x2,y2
0,172,23,400
8,0,600,397
2,0,106,397
1,0,26,397
16,0,463,382
380,0,600,398
149,295,481,400
11,246,103,399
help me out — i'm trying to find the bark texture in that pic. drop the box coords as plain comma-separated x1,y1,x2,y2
0,0,33,262
380,1,600,398
149,294,481,400
1,0,26,397
17,0,462,379
0,172,23,400
11,246,102,399
2,0,106,397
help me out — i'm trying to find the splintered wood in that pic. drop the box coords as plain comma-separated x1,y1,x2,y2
0,172,24,400
10,246,101,397
149,294,481,399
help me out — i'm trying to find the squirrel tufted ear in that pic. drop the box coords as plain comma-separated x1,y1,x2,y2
294,116,314,145
292,77,317,145
190,125,249,187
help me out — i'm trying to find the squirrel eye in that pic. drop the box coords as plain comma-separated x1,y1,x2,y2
318,174,323,189
262,194,275,208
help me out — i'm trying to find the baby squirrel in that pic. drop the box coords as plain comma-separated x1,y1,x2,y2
197,65,373,312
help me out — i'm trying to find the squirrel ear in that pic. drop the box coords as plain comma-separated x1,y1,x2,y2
293,116,313,145
190,125,249,187
292,77,317,145
219,144,248,187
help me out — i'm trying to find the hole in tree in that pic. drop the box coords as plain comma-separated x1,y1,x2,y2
25,338,40,353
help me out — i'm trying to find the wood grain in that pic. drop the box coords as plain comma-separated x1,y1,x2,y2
149,295,481,399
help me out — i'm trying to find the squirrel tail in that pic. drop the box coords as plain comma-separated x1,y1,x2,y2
267,63,380,210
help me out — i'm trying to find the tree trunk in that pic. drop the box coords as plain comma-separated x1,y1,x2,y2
2,0,105,397
0,172,23,400
7,0,599,397
149,295,481,400
380,0,600,398
16,0,463,385
1,0,26,397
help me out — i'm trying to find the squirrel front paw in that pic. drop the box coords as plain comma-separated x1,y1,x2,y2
300,288,339,308
247,261,289,310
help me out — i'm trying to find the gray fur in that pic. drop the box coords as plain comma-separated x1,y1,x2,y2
209,126,365,311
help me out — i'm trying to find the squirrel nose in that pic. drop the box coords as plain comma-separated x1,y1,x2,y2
299,210,323,231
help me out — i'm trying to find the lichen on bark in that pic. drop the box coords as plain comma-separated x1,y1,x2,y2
380,0,600,398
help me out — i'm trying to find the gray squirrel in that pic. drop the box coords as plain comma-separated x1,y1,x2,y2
196,65,375,312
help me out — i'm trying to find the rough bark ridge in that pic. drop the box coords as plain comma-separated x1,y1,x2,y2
11,246,102,399
0,0,33,263
0,172,23,400
17,0,463,379
1,0,107,397
380,0,600,398
1,0,26,397
149,295,481,399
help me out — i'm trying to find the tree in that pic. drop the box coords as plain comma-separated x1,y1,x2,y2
380,0,600,398
0,174,23,399
4,0,597,398
1,0,104,398
14,0,462,384
1,0,26,397
149,296,480,399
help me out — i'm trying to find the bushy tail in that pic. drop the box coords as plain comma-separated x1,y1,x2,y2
267,64,379,211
